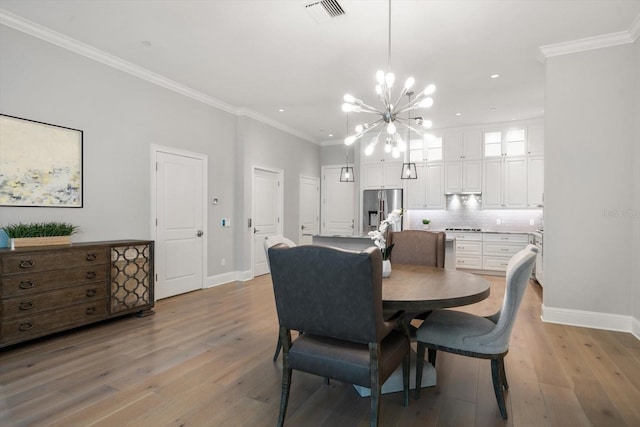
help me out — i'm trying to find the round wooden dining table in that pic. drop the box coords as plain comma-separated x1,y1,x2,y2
382,264,491,312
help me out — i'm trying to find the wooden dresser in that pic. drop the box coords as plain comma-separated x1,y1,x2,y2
0,240,154,348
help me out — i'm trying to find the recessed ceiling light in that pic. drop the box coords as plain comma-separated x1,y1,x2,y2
491,74,500,79
141,40,152,47
328,134,334,137
278,108,285,112
490,107,497,111
455,112,462,116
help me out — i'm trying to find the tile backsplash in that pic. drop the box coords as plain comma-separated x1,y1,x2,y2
405,208,543,232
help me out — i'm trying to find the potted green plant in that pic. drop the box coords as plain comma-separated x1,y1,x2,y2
2,222,78,249
422,219,431,230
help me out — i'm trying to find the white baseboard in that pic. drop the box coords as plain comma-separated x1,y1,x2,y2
541,304,636,335
205,270,255,288
632,317,640,340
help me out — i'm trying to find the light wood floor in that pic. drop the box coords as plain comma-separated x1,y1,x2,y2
1,274,639,427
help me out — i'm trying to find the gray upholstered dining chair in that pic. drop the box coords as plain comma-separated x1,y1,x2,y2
268,244,410,427
414,244,537,419
389,230,446,267
263,235,297,361
388,230,446,321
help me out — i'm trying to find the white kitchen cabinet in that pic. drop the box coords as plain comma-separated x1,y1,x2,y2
482,157,527,208
447,232,483,269
504,157,528,207
444,130,482,161
527,156,544,207
406,162,444,209
482,233,529,272
444,160,482,193
425,162,445,208
482,158,503,208
527,124,544,156
362,161,403,189
483,128,527,158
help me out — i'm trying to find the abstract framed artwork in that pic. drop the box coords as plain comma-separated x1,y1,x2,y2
0,114,83,207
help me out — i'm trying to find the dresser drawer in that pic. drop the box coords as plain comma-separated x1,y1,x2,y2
1,247,109,275
1,300,108,344
1,283,107,318
0,266,108,297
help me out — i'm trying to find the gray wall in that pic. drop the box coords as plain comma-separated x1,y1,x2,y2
635,39,640,327
545,42,637,319
0,25,320,280
238,116,320,274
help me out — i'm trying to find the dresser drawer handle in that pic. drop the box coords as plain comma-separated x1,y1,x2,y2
19,300,34,311
85,307,97,315
19,280,35,289
86,288,97,297
501,248,509,252
86,253,97,261
86,271,97,279
19,260,35,269
19,322,34,331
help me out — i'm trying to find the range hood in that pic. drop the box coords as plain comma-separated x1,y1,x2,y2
444,191,482,195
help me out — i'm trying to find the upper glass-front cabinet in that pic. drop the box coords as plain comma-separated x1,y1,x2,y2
409,136,443,163
484,128,526,157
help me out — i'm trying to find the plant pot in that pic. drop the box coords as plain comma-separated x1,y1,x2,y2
422,224,430,230
11,236,71,249
382,259,392,278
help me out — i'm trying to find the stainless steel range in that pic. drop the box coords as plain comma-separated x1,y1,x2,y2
444,227,482,232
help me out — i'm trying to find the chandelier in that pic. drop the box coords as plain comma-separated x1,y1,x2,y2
341,0,436,162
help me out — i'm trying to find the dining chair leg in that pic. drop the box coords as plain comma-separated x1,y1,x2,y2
415,342,425,399
273,336,282,362
499,356,509,390
427,348,437,367
277,327,292,427
369,344,381,427
491,358,508,419
402,352,410,407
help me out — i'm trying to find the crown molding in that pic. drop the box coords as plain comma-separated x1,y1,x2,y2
237,108,316,143
0,9,317,144
538,13,640,61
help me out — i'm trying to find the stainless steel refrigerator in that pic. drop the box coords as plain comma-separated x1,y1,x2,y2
362,189,403,233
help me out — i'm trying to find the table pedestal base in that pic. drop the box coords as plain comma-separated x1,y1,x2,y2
352,350,436,397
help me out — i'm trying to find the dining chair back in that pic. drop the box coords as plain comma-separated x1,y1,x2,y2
263,235,297,361
389,230,445,267
268,244,410,427
414,244,538,419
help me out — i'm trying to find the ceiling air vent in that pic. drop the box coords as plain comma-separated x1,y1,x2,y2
305,0,345,23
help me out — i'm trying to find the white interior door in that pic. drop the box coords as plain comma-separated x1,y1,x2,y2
321,166,355,236
299,175,320,245
154,149,206,300
253,167,283,276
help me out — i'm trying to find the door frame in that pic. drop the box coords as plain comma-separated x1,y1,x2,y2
251,164,284,278
150,144,208,292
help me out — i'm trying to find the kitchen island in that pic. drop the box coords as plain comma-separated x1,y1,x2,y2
312,233,457,270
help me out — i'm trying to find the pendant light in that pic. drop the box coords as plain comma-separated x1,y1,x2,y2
401,91,417,179
340,113,355,182
342,0,436,159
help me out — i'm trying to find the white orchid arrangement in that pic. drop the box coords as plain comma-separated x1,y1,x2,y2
368,208,404,260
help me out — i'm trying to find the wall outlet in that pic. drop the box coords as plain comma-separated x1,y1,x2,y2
496,219,502,225
529,219,535,226
221,258,226,266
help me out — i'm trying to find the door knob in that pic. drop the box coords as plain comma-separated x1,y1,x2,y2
301,225,306,230
254,228,260,234
196,230,203,237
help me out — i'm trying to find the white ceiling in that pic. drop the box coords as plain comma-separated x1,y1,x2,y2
1,0,640,143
